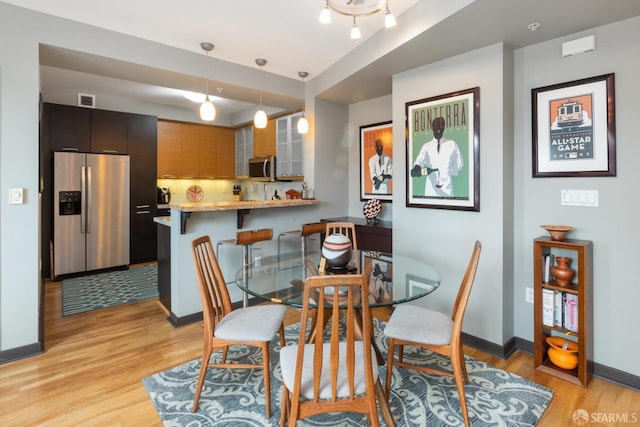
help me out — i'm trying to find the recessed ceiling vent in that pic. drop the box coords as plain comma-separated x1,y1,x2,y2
78,93,96,108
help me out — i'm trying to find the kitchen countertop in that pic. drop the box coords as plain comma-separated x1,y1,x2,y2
169,198,320,232
169,198,319,212
153,216,171,226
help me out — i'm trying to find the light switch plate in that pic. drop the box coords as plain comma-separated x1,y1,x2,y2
561,189,598,207
10,187,24,204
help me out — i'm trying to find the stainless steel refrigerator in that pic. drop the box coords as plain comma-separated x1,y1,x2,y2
53,152,130,278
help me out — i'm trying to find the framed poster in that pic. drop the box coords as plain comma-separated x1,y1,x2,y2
532,73,616,177
360,121,393,201
360,251,393,304
406,274,438,298
406,87,480,211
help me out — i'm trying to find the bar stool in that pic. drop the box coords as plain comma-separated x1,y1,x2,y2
216,228,273,307
277,222,326,268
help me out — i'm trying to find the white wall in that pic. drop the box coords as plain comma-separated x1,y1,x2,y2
513,16,640,376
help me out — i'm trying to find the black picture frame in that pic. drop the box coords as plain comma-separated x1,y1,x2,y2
406,87,480,211
532,73,616,177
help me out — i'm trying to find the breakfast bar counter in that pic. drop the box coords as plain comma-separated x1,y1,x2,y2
171,199,320,232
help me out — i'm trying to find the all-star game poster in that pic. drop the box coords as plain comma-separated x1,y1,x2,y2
548,94,594,161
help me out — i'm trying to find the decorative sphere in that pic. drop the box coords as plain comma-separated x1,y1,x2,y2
363,199,382,219
322,233,353,268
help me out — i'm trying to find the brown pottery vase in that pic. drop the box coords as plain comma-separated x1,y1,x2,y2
551,256,575,286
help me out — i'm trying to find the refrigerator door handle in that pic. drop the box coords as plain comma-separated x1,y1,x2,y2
86,165,92,234
81,165,87,234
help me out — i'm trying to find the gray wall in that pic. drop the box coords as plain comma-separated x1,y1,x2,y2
513,17,640,376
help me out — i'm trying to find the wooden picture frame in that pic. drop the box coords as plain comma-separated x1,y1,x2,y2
406,87,480,211
532,73,616,177
360,121,393,201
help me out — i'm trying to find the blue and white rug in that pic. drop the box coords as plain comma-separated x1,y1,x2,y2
62,264,158,316
143,319,553,426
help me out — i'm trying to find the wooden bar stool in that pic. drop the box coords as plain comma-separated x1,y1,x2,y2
277,222,326,268
216,228,273,307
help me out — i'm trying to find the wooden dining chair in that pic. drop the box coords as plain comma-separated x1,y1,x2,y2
279,273,380,426
383,240,481,427
191,235,286,417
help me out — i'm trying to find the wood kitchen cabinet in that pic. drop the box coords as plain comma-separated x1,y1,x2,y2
91,109,129,154
253,117,276,157
157,121,182,178
181,123,200,178
158,119,235,179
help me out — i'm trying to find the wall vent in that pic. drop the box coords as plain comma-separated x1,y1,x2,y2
78,93,96,108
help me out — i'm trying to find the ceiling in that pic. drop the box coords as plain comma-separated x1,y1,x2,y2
5,0,640,119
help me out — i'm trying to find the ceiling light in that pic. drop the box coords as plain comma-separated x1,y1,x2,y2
319,0,331,24
296,71,309,135
254,58,268,129
320,0,395,38
351,17,362,40
199,42,216,121
384,2,396,28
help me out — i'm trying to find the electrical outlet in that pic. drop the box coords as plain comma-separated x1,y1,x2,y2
525,287,534,303
254,256,261,267
10,187,24,204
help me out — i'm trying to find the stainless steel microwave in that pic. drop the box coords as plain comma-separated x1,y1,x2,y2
248,156,276,181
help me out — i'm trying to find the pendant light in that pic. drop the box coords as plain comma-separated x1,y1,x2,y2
254,58,268,129
199,42,216,121
350,17,362,40
296,71,309,135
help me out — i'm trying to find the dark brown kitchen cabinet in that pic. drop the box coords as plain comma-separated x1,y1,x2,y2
91,109,129,153
43,103,91,152
128,113,159,264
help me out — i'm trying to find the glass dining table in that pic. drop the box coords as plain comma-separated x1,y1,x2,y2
235,249,441,427
234,249,441,310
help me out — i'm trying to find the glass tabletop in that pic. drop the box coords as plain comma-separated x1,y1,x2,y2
234,250,441,309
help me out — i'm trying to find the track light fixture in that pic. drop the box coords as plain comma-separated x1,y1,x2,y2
254,58,268,129
199,42,216,121
319,0,396,39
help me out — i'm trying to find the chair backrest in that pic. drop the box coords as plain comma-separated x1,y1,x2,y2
236,228,273,245
450,240,482,341
191,236,233,337
325,222,358,250
301,222,326,237
293,274,376,404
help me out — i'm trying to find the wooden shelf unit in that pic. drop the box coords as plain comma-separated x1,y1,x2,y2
533,236,593,387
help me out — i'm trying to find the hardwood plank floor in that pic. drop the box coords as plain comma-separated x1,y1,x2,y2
0,277,637,426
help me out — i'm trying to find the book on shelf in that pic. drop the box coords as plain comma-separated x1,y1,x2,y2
565,293,579,333
554,290,564,327
542,254,555,283
542,288,555,327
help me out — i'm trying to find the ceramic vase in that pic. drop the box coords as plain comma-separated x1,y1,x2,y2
551,256,575,286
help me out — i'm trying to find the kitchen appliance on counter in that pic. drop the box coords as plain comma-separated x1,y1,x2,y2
53,152,130,279
157,186,171,204
248,156,275,181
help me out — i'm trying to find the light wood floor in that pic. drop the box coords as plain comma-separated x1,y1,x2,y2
0,278,637,426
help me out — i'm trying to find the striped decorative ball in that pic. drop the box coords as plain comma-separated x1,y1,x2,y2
322,233,353,268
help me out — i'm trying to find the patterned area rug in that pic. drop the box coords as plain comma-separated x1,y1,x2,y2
62,264,158,316
143,319,553,426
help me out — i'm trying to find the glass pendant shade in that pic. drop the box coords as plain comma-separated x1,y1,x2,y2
319,4,331,23
254,109,267,128
200,99,216,121
384,9,396,27
350,18,361,39
297,116,309,134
